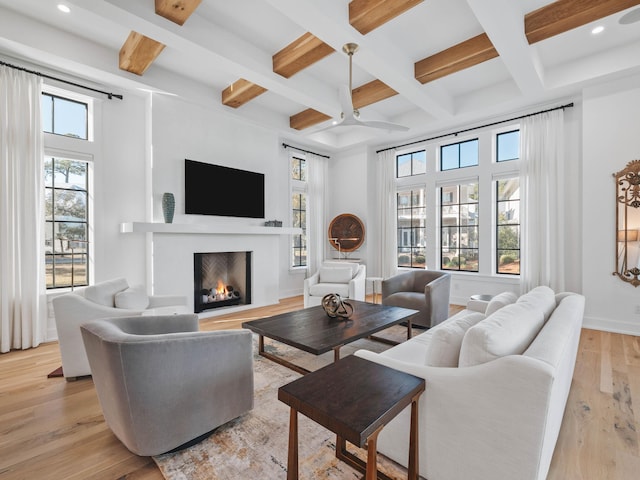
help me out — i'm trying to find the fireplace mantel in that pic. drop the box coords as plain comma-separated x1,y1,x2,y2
120,222,301,235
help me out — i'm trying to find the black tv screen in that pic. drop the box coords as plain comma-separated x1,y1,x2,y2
184,159,265,219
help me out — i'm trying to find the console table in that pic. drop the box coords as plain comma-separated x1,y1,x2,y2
278,355,425,479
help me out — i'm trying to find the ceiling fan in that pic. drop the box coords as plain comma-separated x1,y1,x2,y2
316,43,409,132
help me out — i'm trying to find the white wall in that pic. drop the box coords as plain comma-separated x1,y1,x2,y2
582,74,640,335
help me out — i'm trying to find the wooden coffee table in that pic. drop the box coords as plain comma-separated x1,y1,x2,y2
242,300,418,375
278,355,425,480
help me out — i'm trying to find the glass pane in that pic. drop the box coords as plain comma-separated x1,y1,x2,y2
299,159,307,182
44,157,54,187
460,183,478,203
291,194,300,209
299,211,306,227
441,226,458,248
397,191,411,207
460,249,478,271
498,249,520,274
397,228,412,247
397,207,412,222
53,190,87,221
45,190,53,221
300,194,306,209
411,190,425,207
412,209,426,227
397,248,412,267
412,250,426,268
497,130,520,162
460,205,478,226
441,185,457,205
44,222,54,254
53,223,87,253
41,94,53,133
498,225,520,249
441,205,459,226
498,201,520,224
441,144,458,171
497,178,520,201
45,254,54,288
460,139,479,167
291,158,300,180
412,150,426,175
397,153,411,177
460,226,478,248
53,96,87,139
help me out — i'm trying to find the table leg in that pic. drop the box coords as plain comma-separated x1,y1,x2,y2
287,408,298,480
408,394,420,480
333,345,343,363
365,426,382,480
258,335,265,354
407,318,413,340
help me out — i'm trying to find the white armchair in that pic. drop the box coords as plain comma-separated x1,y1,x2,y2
303,261,366,308
52,278,187,380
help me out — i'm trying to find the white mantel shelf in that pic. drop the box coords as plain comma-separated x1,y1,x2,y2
120,222,301,235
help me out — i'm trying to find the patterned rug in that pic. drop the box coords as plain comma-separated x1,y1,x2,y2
153,327,415,479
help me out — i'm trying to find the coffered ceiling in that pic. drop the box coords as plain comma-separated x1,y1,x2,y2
0,0,639,151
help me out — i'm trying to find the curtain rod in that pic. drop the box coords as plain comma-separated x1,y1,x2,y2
376,102,574,154
0,60,123,100
282,143,330,159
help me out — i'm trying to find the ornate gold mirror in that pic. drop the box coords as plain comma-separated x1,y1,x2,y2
328,214,365,258
614,160,640,286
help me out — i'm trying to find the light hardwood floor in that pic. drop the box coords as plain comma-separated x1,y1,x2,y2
0,296,638,479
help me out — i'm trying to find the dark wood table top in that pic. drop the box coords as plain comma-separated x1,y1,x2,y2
242,300,418,355
278,355,425,448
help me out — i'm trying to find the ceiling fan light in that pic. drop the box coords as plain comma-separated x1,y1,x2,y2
57,4,70,13
591,25,604,35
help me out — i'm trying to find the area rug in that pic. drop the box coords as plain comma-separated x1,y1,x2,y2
153,327,416,479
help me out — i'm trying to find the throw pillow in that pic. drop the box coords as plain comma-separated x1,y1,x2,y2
83,277,129,307
115,285,150,310
458,303,545,367
425,311,486,367
485,291,519,316
516,286,556,321
319,267,352,284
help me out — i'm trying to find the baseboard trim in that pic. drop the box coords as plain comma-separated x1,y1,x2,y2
582,315,640,336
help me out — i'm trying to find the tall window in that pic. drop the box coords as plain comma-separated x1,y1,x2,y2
45,157,89,288
441,139,478,170
291,155,307,267
441,183,479,272
42,87,93,289
397,189,426,268
496,178,520,274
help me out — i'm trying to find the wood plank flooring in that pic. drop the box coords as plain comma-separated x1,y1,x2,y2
0,296,638,479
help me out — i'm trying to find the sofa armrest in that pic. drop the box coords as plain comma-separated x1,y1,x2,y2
148,295,187,308
424,273,451,326
348,264,367,301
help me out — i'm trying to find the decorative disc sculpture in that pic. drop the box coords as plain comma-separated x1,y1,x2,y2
321,293,354,320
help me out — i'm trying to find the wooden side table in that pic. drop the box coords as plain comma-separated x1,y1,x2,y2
278,355,425,480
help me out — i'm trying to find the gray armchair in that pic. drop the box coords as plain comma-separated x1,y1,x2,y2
381,270,451,328
80,314,254,456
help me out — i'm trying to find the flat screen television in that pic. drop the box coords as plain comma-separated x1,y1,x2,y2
184,159,265,219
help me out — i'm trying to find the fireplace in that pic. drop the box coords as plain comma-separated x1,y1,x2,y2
194,251,252,313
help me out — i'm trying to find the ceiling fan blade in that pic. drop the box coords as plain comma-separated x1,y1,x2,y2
356,119,410,131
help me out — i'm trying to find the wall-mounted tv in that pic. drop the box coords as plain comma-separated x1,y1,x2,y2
184,159,265,219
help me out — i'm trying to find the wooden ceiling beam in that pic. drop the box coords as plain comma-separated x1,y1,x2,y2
352,79,398,109
222,79,267,108
119,31,166,76
525,0,640,44
273,33,335,78
155,0,202,26
414,33,498,84
349,0,424,35
290,109,332,131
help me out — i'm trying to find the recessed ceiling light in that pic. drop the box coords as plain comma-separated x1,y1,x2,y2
591,25,605,35
57,4,70,13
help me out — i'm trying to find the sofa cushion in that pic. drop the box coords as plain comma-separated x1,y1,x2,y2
516,286,556,321
322,261,359,278
485,291,518,316
425,311,485,367
458,303,545,367
115,285,149,310
319,266,353,284
384,292,425,312
84,278,129,307
308,283,350,298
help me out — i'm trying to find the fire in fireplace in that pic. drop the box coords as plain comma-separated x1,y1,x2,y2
194,251,251,313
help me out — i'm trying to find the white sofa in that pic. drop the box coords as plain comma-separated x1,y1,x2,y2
303,261,366,307
355,286,585,480
52,278,187,380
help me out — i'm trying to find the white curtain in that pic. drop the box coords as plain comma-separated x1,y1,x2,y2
0,66,46,353
377,149,397,279
519,109,565,293
307,152,328,275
